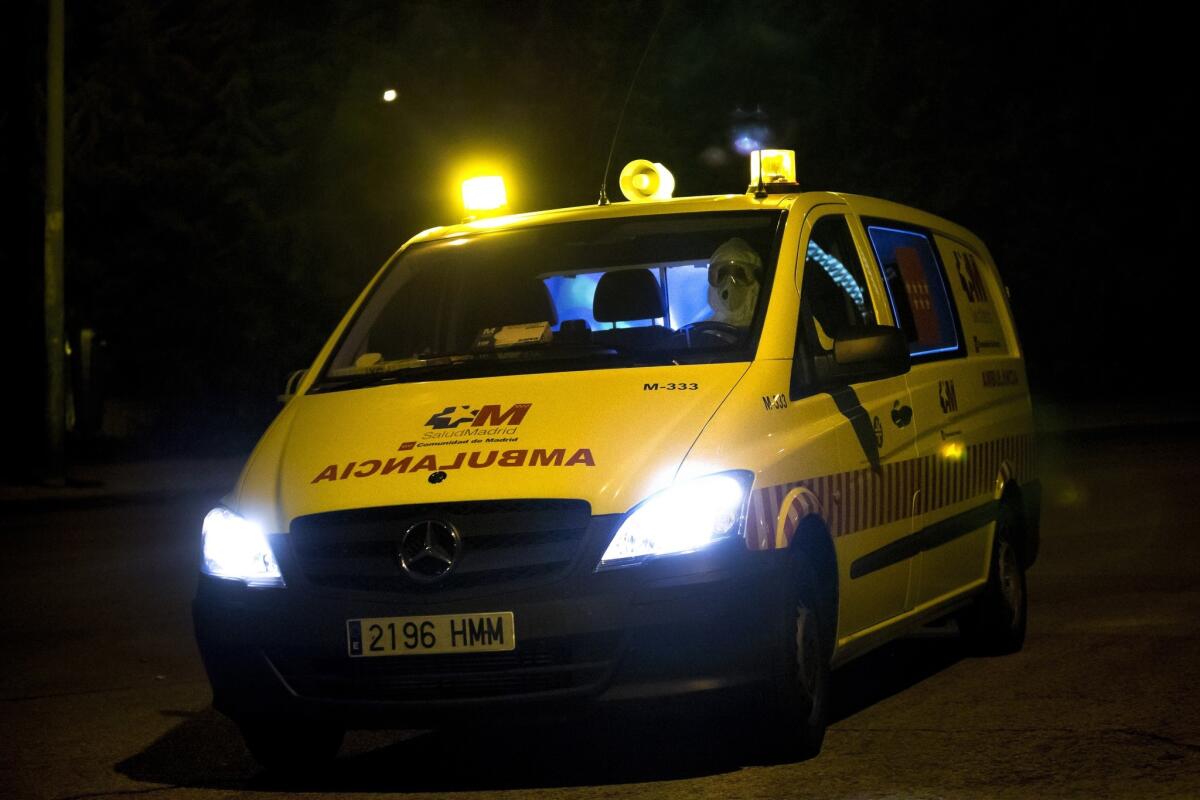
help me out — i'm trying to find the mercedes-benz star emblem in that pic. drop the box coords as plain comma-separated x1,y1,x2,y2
397,520,462,584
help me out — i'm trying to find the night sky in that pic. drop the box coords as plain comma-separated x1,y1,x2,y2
4,1,1195,474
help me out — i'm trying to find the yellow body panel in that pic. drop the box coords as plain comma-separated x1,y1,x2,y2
235,362,750,532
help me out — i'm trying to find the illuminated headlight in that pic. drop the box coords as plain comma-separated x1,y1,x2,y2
201,507,284,587
599,472,753,568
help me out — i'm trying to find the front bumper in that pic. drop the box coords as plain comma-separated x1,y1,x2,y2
193,521,790,728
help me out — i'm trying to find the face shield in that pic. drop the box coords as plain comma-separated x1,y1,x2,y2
707,237,764,327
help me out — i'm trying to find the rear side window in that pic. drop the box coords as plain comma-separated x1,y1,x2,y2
865,223,961,358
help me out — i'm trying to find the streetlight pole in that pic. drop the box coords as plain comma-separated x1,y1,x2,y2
44,0,66,484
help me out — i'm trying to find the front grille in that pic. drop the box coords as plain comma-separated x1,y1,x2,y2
270,632,620,702
289,499,592,594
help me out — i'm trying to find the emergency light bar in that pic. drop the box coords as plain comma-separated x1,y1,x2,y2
461,176,508,216
749,149,799,195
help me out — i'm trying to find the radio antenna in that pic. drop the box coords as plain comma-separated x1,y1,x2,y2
597,2,671,205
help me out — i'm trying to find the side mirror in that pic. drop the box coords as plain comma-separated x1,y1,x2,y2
816,326,910,387
278,369,308,404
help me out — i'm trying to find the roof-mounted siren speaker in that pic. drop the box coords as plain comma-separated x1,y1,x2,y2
618,159,675,202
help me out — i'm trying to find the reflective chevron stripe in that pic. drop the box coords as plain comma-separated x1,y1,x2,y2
745,433,1035,550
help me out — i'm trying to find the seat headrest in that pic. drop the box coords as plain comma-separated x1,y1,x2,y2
593,269,664,322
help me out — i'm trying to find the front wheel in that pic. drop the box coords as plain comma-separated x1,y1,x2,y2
763,559,831,760
959,503,1027,655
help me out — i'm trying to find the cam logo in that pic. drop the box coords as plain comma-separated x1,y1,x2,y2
425,403,532,430
938,380,958,414
954,250,989,304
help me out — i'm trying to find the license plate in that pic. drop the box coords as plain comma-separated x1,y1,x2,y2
346,612,516,657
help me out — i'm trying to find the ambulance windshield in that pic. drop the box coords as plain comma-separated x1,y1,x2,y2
316,211,782,390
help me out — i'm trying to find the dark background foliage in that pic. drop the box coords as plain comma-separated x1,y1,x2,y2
3,1,1194,473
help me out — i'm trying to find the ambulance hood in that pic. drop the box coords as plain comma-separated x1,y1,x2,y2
236,363,751,531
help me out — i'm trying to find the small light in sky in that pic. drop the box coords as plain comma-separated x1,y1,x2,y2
733,134,760,155
382,89,398,103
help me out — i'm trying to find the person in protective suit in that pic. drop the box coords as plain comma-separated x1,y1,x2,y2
707,237,763,327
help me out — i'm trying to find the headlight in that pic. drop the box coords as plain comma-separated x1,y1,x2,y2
598,471,752,568
201,507,284,587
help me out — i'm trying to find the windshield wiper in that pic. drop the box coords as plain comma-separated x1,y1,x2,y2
310,344,664,393
471,341,676,366
311,356,487,392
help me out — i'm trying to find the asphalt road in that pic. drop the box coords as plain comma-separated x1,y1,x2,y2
2,431,1199,799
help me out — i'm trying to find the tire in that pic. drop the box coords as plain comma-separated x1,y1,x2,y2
764,558,831,760
239,717,344,774
959,502,1027,655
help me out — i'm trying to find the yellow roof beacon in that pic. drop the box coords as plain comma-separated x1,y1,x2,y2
195,147,1040,770
749,148,799,194
460,175,508,221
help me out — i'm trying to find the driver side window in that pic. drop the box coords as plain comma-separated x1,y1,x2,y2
791,214,874,397
801,215,873,351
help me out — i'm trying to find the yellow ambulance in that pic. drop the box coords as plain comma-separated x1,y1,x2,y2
193,151,1040,769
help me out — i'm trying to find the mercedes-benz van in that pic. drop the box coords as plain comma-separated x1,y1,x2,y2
193,151,1040,769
